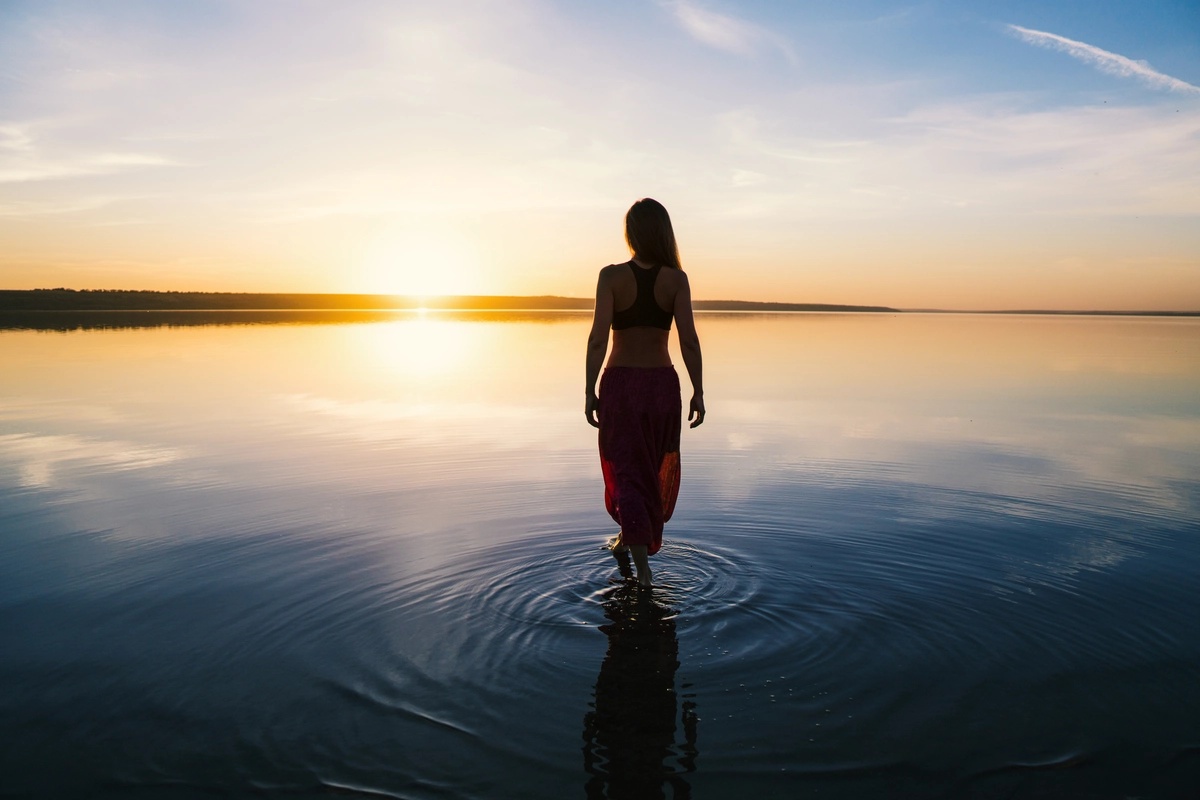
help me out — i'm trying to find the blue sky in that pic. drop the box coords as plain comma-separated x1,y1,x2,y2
1,0,1197,308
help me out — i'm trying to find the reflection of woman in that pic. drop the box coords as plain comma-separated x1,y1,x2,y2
585,199,705,588
582,586,699,798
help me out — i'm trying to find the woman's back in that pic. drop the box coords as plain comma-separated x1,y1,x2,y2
606,260,685,368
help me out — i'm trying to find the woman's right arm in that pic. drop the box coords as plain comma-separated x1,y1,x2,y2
674,273,705,428
585,268,614,428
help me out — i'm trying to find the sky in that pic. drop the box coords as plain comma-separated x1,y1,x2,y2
1,0,1198,310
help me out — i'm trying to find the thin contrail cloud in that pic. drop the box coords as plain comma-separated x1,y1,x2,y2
1007,24,1200,95
670,1,796,64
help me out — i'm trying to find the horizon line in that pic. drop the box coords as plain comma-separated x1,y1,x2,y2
1,289,1198,316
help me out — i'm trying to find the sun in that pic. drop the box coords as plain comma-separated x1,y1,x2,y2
357,223,484,298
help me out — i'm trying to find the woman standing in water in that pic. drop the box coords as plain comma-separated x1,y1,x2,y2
585,198,705,588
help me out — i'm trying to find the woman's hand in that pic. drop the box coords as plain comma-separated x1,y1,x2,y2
586,392,600,428
688,394,705,428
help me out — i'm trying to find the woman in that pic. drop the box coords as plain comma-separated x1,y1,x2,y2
585,198,705,588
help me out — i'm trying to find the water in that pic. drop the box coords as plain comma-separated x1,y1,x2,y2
1,311,1198,798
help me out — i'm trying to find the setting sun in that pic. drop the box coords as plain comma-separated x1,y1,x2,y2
357,224,484,297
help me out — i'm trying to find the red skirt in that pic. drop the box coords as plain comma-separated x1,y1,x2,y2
597,366,682,556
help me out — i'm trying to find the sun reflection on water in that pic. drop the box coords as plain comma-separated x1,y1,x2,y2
353,314,481,383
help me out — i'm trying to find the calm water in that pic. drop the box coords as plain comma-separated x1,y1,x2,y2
1,311,1199,799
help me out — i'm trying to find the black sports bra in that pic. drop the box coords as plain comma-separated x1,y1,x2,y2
611,262,673,331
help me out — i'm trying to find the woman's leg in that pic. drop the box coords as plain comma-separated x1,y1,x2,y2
629,545,651,588
609,534,633,579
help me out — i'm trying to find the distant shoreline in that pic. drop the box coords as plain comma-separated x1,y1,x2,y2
0,290,1196,316
0,289,896,314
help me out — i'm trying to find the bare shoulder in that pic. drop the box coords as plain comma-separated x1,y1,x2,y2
662,267,691,291
597,262,628,284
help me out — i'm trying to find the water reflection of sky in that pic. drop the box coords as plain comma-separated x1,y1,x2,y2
2,312,1197,578
3,312,1197,577
2,312,1199,797
697,314,1200,517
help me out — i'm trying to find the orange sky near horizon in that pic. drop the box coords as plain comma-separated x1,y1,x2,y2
7,207,1198,311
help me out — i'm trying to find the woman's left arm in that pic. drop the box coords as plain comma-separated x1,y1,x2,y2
674,273,705,428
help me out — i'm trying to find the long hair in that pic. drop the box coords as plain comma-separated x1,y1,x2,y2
625,198,682,270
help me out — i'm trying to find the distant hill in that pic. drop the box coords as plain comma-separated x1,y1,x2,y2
0,289,898,313
693,299,896,313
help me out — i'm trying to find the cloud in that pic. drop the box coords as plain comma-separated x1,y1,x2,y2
670,1,794,62
730,168,767,187
0,124,34,151
0,154,177,183
716,99,1200,217
1007,24,1200,94
0,195,123,217
0,128,180,183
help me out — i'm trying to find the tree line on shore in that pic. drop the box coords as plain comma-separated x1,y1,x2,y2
0,289,896,313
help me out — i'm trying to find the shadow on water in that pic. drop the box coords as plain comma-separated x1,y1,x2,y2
583,581,698,800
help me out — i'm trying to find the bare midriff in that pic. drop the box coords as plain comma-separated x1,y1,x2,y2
607,327,672,368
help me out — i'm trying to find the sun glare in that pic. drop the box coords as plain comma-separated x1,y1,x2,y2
360,317,480,382
358,225,483,298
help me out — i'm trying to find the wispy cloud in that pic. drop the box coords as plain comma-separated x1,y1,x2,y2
670,1,794,62
0,141,179,183
1007,24,1200,94
0,195,123,217
716,99,1200,217
0,157,176,183
0,124,34,151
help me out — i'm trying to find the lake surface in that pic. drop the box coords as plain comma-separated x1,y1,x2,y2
1,311,1198,799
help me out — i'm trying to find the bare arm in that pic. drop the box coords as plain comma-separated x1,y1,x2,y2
585,269,614,427
674,273,705,428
